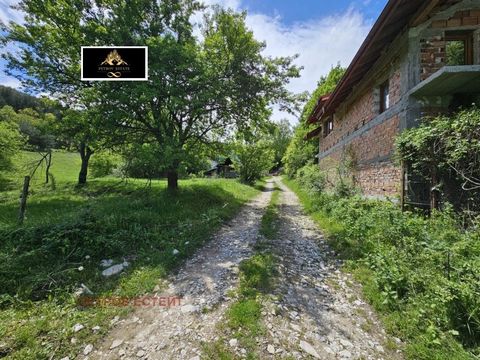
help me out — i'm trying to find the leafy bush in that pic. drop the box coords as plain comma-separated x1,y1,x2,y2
396,107,480,212
0,110,24,171
89,151,121,178
234,140,274,185
285,177,480,359
296,164,326,193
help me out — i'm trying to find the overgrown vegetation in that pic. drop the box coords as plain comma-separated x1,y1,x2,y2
0,152,260,359
397,107,480,213
284,177,480,359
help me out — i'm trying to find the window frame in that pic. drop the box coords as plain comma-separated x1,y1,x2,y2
379,80,390,114
445,31,474,66
323,116,334,138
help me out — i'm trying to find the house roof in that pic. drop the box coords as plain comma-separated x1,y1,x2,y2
309,0,439,122
307,95,330,124
304,126,323,140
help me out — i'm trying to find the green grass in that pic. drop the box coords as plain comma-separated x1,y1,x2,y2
204,188,279,359
0,151,261,359
259,187,280,240
283,176,480,360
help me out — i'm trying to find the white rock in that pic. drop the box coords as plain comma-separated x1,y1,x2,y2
70,338,77,344
59,357,70,360
340,339,353,348
136,349,146,357
267,344,275,354
229,338,238,347
119,349,126,356
85,255,91,260
83,344,93,355
92,326,100,332
181,304,199,313
78,266,84,271
173,249,180,255
110,339,123,349
102,264,125,277
299,340,321,359
339,350,352,358
100,259,114,267
73,323,84,332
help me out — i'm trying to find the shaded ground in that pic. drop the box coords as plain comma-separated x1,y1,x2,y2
80,178,402,359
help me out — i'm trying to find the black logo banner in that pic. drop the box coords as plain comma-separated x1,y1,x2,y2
81,46,148,81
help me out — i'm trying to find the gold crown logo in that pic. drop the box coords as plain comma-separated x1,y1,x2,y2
100,50,128,66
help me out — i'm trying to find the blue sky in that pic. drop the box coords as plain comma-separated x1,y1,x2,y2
0,0,388,122
241,0,386,25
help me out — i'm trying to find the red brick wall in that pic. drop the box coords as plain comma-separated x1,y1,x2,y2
318,68,402,198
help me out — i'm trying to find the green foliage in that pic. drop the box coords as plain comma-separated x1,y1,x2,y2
296,164,326,194
2,1,302,189
396,107,480,212
234,140,274,184
283,64,345,178
259,189,280,240
0,85,40,110
89,151,122,178
285,177,480,359
0,107,24,172
268,119,292,169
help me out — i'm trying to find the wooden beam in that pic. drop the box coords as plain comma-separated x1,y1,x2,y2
411,0,442,27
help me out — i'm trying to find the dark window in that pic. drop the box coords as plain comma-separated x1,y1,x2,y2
380,80,390,113
446,32,473,66
323,116,333,137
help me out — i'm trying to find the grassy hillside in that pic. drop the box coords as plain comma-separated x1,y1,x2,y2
0,151,261,359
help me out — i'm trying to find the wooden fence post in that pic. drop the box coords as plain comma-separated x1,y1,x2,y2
18,175,30,225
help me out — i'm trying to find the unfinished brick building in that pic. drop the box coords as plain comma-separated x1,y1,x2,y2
307,0,480,207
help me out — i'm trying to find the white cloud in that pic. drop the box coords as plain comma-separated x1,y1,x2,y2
198,1,372,124
244,10,371,124
0,0,24,25
0,73,20,88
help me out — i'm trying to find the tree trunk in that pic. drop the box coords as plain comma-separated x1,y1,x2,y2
167,170,178,191
78,142,93,185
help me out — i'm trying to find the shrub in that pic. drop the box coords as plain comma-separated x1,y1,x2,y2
296,164,326,194
89,151,121,178
234,140,274,185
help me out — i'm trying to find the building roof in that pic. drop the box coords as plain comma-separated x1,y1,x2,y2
309,0,440,122
307,95,330,124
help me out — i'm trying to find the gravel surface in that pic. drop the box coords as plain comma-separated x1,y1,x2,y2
78,178,403,360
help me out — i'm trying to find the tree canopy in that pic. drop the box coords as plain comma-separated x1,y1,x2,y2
1,0,302,189
283,64,345,178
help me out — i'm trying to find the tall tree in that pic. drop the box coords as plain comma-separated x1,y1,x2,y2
1,1,301,190
283,64,345,177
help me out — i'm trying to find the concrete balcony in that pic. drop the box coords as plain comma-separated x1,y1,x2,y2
411,65,480,98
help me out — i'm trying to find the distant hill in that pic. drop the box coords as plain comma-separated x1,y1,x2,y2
0,85,40,111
